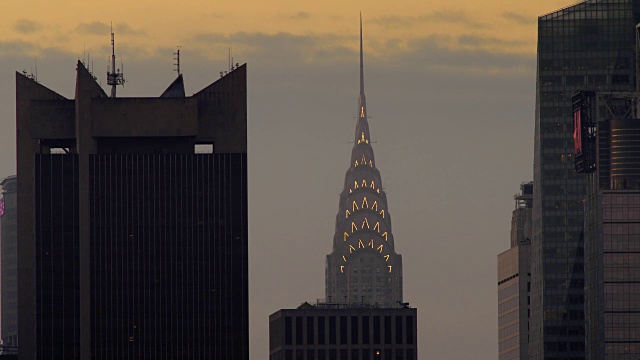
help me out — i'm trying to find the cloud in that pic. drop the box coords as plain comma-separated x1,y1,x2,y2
458,34,533,49
374,10,487,29
201,12,226,19
2,28,534,77
290,11,311,20
405,35,535,75
190,30,533,77
75,21,145,36
191,31,356,68
502,11,535,25
0,40,37,56
14,19,43,34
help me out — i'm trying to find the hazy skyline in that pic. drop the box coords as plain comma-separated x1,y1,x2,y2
2,1,577,359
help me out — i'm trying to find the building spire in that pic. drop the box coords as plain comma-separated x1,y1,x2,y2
360,12,365,97
325,14,403,306
356,13,369,143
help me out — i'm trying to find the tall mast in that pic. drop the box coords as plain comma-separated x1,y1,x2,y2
107,23,125,98
111,27,116,97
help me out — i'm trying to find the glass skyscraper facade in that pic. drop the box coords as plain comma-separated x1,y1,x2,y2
17,61,248,359
533,1,640,358
573,93,640,357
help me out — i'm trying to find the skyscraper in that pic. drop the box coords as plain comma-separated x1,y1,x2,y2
573,90,640,358
533,1,640,358
270,17,416,359
325,15,403,308
0,175,17,349
497,182,532,360
16,61,247,359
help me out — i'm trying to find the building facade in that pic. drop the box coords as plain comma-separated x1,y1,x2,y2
16,62,247,359
497,182,532,360
572,91,640,358
584,189,640,358
269,304,417,360
0,176,17,349
325,16,403,308
532,1,640,358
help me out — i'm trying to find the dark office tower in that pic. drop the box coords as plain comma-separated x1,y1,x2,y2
533,2,640,358
497,182,532,360
325,16,403,307
16,62,247,359
1,175,18,349
572,91,640,358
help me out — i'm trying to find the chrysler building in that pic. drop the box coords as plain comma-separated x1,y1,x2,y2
325,16,403,307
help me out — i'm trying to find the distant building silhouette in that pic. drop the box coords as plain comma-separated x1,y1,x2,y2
497,182,532,360
0,175,17,348
16,61,247,359
325,14,403,308
532,1,640,357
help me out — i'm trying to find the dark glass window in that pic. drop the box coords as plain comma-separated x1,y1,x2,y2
340,350,348,360
296,317,303,345
362,316,370,345
407,349,415,360
396,349,404,360
308,349,315,360
362,349,370,360
384,316,391,344
329,349,337,360
406,316,414,344
318,316,325,345
318,349,326,360
395,316,403,343
329,316,336,344
351,316,359,344
307,316,315,345
340,316,347,344
285,317,292,345
352,349,360,360
373,316,380,344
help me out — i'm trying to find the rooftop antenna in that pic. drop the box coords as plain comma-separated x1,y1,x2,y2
173,46,181,74
107,22,125,98
24,56,38,82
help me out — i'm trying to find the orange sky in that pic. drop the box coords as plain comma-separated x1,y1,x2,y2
7,1,577,61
